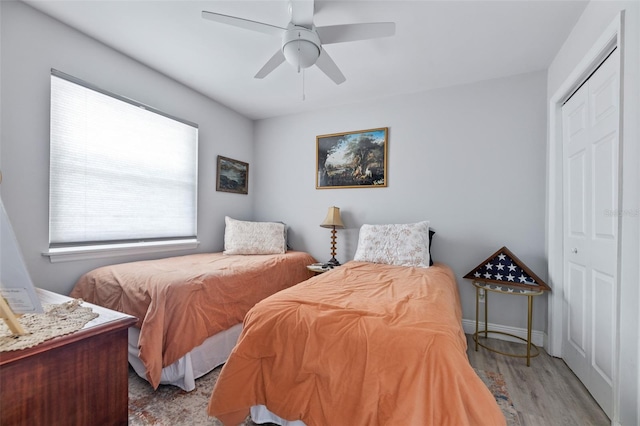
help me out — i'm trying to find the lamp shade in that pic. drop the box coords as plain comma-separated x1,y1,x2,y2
320,206,344,229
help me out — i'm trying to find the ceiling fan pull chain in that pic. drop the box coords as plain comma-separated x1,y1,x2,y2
302,68,306,101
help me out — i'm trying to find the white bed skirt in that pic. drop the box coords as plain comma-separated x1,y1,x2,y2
128,323,243,391
250,405,306,426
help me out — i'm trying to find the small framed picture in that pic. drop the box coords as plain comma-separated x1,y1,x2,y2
316,127,388,189
216,155,249,194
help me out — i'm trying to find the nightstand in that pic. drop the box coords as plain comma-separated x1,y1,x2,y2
472,281,543,366
306,264,333,274
464,246,550,366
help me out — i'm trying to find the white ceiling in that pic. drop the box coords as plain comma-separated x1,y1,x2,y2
22,0,588,120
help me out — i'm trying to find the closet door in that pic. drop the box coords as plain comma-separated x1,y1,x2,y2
561,48,619,420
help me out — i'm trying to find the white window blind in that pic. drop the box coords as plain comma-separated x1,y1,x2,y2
49,70,198,247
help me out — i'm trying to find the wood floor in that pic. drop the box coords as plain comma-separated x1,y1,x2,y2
465,334,610,426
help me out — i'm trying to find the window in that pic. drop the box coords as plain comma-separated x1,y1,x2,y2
46,70,198,261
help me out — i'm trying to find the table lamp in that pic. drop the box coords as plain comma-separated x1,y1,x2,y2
320,206,344,266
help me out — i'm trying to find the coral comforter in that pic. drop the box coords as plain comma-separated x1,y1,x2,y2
208,261,505,426
70,251,316,389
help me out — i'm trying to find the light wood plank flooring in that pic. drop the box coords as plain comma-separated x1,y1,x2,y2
465,334,610,426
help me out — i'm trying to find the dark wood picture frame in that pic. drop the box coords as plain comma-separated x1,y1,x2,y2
316,127,388,189
216,155,249,194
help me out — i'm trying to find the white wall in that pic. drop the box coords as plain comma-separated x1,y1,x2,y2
547,1,640,424
253,70,549,334
0,1,255,295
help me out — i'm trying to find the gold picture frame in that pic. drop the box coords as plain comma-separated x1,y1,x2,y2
216,155,249,194
316,127,388,189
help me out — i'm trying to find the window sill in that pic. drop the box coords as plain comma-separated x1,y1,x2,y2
42,239,200,263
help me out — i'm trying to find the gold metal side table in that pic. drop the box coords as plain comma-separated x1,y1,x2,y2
472,280,544,366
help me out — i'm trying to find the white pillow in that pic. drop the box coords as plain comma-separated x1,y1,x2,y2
353,221,431,268
223,216,286,255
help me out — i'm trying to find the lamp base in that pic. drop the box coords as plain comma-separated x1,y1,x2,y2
327,257,340,267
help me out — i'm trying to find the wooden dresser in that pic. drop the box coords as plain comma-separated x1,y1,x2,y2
0,288,137,426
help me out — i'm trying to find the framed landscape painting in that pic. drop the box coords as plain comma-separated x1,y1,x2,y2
216,155,249,194
316,127,388,189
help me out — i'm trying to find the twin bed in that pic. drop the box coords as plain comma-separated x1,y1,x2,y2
70,219,505,425
70,250,315,391
70,217,316,391
208,261,505,425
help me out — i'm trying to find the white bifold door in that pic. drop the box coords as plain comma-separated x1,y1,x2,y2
561,48,620,420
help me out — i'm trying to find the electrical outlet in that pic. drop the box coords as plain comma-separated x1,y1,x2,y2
478,288,485,303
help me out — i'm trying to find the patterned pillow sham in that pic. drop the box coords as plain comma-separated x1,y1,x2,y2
354,221,431,268
223,216,286,255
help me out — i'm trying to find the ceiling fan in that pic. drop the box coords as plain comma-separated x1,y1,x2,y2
202,1,395,85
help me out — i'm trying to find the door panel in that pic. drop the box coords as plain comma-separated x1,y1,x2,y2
568,152,586,237
562,48,619,420
567,99,587,139
563,77,590,386
592,134,616,239
567,262,587,358
591,74,617,123
592,270,614,383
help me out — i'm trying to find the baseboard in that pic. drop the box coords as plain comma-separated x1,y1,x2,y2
462,319,546,348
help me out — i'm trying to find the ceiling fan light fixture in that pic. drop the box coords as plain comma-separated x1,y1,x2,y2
282,27,321,69
202,4,395,85
283,40,319,69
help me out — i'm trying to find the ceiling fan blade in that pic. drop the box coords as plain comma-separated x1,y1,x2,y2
254,49,286,79
315,49,346,85
316,22,395,44
289,0,314,28
202,11,285,36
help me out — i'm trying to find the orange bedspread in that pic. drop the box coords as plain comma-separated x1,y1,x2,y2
208,261,505,426
70,251,316,389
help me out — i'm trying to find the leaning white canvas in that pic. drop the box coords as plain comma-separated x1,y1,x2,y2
0,198,43,313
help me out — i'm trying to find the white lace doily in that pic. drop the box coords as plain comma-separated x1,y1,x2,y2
0,299,99,352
